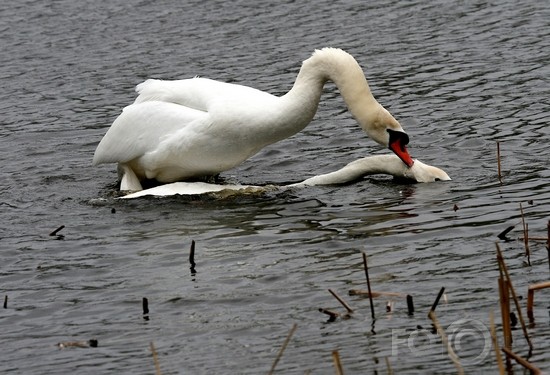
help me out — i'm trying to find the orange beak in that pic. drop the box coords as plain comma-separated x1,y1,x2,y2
388,129,414,168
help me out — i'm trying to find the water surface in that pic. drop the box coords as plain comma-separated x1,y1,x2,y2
1,1,549,374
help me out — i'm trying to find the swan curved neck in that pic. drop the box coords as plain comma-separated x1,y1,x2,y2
284,48,379,126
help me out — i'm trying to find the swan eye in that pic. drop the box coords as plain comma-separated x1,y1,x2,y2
434,178,441,182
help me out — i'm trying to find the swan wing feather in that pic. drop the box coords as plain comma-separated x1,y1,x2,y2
92,101,207,165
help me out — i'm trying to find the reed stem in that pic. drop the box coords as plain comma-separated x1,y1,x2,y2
489,311,505,375
328,289,354,314
519,203,530,265
497,141,502,183
428,287,445,315
362,252,375,320
527,281,550,322
332,350,344,375
406,295,414,316
428,311,464,375
501,347,542,375
268,323,298,375
150,342,162,375
495,243,533,350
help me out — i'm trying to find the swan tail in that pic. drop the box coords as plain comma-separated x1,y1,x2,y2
118,164,143,191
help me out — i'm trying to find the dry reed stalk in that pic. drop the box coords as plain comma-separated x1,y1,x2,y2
332,350,344,375
362,252,376,320
428,287,445,316
428,311,464,375
497,225,515,241
518,236,548,241
495,243,533,350
519,203,531,265
498,278,512,348
489,311,505,374
347,290,404,298
385,357,393,375
142,297,149,315
547,220,550,274
497,141,502,183
319,308,340,321
406,295,414,316
189,240,196,271
268,323,297,375
526,281,550,322
49,225,65,236
150,342,162,375
501,347,542,375
142,297,150,321
328,289,354,314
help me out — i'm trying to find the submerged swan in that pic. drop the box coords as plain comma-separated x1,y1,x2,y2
121,155,450,199
93,48,414,191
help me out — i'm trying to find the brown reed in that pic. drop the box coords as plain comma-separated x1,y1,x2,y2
497,278,512,348
428,310,464,375
527,281,550,322
519,203,530,265
347,290,404,298
268,323,297,375
362,252,375,320
495,243,533,350
318,308,340,321
547,220,550,273
489,311,505,374
501,347,542,375
328,289,354,314
385,356,393,375
332,350,344,375
497,141,502,183
150,342,162,375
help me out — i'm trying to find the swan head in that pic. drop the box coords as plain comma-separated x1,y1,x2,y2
362,106,414,168
405,159,451,183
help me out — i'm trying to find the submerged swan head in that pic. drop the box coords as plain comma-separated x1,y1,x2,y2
403,159,451,183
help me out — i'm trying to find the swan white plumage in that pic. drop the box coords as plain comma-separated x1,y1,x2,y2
121,155,450,199
93,48,414,191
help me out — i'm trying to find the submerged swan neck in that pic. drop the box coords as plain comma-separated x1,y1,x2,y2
292,154,451,186
294,155,409,186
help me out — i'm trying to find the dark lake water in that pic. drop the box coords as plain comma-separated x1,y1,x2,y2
1,0,549,373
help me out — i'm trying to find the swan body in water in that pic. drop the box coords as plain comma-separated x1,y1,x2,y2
121,155,450,199
93,48,413,191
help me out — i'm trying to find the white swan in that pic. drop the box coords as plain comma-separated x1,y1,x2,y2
121,155,450,199
93,48,414,191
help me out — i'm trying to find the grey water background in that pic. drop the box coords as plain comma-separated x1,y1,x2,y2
1,0,549,373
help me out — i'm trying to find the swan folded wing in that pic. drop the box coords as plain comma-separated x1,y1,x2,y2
134,78,274,112
92,101,207,165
